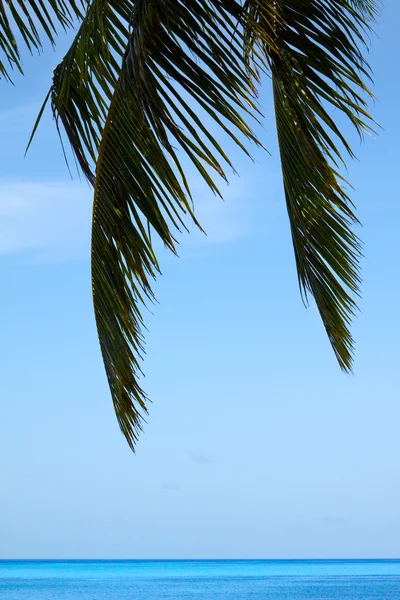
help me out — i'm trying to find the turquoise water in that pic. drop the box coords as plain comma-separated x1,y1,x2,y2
1,559,400,599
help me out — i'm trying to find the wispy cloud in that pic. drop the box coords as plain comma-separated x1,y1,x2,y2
0,170,273,262
177,168,283,256
181,176,255,248
0,180,92,261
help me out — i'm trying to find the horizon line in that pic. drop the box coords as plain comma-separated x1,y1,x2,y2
2,558,400,562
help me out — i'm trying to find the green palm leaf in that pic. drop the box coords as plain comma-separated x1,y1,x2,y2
245,0,377,370
49,0,262,448
0,0,83,80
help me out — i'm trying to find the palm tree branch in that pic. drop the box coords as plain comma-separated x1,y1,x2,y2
244,0,377,370
48,0,263,448
0,0,84,80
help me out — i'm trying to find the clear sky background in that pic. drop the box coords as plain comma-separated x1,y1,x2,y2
0,2,399,559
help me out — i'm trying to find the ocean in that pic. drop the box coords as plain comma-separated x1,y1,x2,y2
1,559,400,599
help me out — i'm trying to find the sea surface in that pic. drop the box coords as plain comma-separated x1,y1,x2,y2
1,559,400,599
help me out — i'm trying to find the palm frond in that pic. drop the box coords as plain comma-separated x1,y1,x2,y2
49,0,261,448
245,0,377,370
349,0,380,18
0,0,83,80
39,0,377,448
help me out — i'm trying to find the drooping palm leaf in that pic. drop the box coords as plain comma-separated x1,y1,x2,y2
49,0,262,448
244,0,377,370
0,0,83,80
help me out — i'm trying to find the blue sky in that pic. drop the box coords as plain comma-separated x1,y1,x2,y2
0,3,399,559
